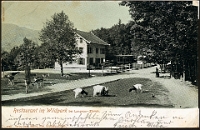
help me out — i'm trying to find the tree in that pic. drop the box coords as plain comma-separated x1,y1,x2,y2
39,11,79,76
16,37,37,93
120,1,198,81
1,46,23,71
1,50,9,73
92,20,133,63
33,43,55,69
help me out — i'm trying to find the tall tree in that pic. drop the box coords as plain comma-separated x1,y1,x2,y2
39,11,79,76
15,37,37,93
120,1,198,81
5,46,21,70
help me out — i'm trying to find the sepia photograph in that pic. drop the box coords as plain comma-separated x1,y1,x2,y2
1,0,199,128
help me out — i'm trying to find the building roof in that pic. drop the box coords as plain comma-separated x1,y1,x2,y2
76,30,109,45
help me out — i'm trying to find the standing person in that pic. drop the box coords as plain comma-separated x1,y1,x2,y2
156,67,159,77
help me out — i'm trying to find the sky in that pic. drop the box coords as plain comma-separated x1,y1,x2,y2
2,1,132,31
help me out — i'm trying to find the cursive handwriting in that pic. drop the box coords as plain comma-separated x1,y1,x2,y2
4,109,185,128
114,110,172,128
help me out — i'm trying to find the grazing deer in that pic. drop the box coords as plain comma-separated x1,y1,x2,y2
33,77,44,89
5,72,20,85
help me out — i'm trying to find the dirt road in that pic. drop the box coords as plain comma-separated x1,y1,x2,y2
126,66,198,108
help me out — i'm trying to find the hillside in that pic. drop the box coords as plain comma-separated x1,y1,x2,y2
2,23,41,52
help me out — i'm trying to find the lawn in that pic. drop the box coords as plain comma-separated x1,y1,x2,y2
2,77,173,108
1,72,121,95
1,72,91,95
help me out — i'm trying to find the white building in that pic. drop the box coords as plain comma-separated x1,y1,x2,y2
55,30,109,70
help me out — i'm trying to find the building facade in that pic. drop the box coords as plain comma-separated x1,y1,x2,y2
55,30,109,70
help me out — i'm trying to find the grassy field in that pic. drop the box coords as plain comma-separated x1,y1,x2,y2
1,72,121,95
1,72,91,95
2,77,173,108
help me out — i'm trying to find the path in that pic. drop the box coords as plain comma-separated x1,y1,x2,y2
2,66,198,108
127,67,198,108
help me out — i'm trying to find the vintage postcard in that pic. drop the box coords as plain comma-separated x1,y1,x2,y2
1,0,199,128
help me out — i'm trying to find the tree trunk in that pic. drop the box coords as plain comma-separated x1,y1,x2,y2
185,61,192,81
163,64,166,73
159,64,162,72
2,66,4,78
60,60,64,77
185,62,189,81
25,65,31,93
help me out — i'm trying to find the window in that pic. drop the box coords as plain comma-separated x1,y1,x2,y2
87,47,92,54
100,48,105,54
79,58,85,65
80,38,83,43
79,47,83,53
96,48,99,54
89,58,93,65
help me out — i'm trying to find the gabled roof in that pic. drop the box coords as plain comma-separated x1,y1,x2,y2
76,30,109,45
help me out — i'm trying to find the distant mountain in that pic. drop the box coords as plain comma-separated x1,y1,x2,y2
2,23,41,52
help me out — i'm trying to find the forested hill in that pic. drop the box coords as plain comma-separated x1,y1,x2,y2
2,23,41,52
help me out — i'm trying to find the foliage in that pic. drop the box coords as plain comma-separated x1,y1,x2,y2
33,43,55,69
39,11,80,76
120,1,198,82
1,47,24,71
1,50,10,71
15,37,37,70
92,19,133,62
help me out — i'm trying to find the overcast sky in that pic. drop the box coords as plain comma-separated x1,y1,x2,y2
2,1,132,31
